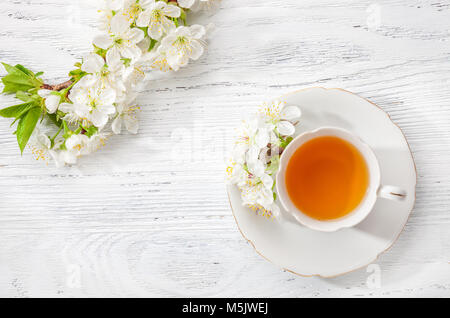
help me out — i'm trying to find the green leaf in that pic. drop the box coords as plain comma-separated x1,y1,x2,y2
0,102,36,118
14,64,34,76
84,126,98,137
1,63,42,94
69,69,87,82
16,91,33,102
148,38,157,51
280,136,293,148
47,113,62,127
2,63,23,76
93,45,107,59
266,155,280,176
16,107,41,154
15,91,40,103
121,58,132,67
179,9,187,25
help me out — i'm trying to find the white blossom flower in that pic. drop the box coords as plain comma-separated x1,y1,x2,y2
123,65,146,90
58,102,84,125
98,0,125,31
28,127,52,162
178,0,220,11
159,25,206,71
112,94,139,134
240,175,274,211
50,134,91,166
68,81,117,128
93,14,145,61
81,51,126,98
231,118,270,165
141,45,171,71
136,1,181,40
38,89,61,114
121,0,152,23
51,132,110,167
86,131,110,153
259,100,301,136
226,161,248,187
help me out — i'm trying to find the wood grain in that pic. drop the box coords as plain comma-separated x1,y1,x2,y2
0,0,449,297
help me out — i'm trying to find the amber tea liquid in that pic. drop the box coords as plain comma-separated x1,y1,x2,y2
285,136,369,220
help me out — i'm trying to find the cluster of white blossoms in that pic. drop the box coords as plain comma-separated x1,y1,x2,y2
227,101,301,217
25,0,214,166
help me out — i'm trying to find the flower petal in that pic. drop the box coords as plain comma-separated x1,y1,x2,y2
82,53,105,74
177,0,196,8
112,116,122,134
110,14,130,35
126,28,145,44
148,21,165,40
45,94,60,114
270,203,281,218
247,160,265,177
99,87,117,106
189,24,206,39
163,4,181,18
277,121,295,136
260,173,274,190
108,0,125,11
255,128,269,148
89,109,109,127
119,45,142,60
59,102,75,113
136,10,150,28
106,46,122,71
93,35,113,50
99,103,116,115
189,40,204,60
125,115,139,134
280,105,301,121
38,89,52,98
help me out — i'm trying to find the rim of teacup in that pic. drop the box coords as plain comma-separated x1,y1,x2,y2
276,126,381,232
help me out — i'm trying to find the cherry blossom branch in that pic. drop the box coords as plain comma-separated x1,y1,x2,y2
41,80,73,91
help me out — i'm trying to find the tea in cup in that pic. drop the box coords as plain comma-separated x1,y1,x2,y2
276,127,406,232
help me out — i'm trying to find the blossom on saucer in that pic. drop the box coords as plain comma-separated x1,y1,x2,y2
228,100,302,217
259,100,301,136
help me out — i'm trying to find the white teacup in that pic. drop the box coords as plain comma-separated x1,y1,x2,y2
276,127,407,232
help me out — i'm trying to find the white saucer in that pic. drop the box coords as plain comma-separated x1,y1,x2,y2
227,87,417,277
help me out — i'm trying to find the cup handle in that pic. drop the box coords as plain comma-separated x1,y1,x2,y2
377,185,407,201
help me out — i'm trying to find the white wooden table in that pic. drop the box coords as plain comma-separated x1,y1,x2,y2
0,0,449,297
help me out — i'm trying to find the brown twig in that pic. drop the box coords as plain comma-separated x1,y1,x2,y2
41,80,73,91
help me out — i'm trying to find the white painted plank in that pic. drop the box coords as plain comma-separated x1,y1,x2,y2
0,0,449,297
